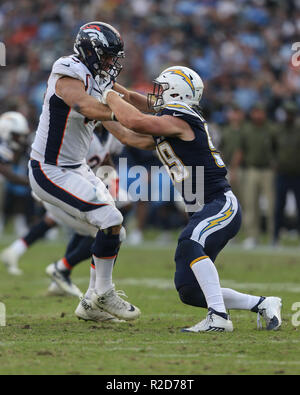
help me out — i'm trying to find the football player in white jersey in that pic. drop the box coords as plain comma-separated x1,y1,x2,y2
1,130,105,278
29,22,143,322
2,129,131,305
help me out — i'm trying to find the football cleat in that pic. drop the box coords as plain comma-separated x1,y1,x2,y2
75,297,125,323
182,308,233,333
0,247,23,276
91,286,141,321
47,281,67,297
46,263,83,298
257,297,282,331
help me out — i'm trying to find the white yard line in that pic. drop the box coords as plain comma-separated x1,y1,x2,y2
115,277,300,294
16,276,300,294
1,238,300,257
121,242,300,257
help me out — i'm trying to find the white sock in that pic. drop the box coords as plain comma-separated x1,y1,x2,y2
10,239,28,257
222,288,261,310
191,256,227,314
85,265,96,300
14,215,28,238
94,255,115,294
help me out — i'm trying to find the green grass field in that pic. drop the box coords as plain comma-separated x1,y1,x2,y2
0,238,300,375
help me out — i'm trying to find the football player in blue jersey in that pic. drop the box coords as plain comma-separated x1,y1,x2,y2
100,66,282,332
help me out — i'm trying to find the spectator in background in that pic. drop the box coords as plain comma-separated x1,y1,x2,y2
220,105,246,207
237,104,277,249
1,0,299,125
273,101,300,245
122,145,160,245
1,145,32,237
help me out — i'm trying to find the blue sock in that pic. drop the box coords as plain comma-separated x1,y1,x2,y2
23,219,53,246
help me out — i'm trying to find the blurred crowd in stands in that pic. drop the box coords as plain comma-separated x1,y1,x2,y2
0,0,299,247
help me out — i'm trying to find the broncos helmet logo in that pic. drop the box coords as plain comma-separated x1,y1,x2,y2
82,26,109,47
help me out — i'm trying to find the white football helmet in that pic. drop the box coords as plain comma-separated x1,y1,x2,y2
148,66,204,112
0,112,29,149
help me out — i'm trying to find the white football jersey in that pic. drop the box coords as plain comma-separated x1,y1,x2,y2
86,133,109,173
31,55,112,167
104,133,124,156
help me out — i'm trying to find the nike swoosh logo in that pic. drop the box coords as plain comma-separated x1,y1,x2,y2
173,113,183,117
62,63,70,67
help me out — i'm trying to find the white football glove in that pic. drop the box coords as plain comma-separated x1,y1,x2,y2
101,89,124,105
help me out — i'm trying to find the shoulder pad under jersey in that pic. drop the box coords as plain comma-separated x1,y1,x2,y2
52,55,89,84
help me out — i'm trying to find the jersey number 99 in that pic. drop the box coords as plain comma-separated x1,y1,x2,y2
156,141,189,183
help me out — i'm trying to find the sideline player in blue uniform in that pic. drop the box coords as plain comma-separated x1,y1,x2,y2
100,66,282,332
0,112,30,188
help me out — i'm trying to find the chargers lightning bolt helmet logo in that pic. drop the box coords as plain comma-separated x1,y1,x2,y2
148,65,204,112
165,68,196,96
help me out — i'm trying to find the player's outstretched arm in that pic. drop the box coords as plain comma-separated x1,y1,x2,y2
114,83,152,113
102,121,155,151
105,91,194,140
56,77,113,121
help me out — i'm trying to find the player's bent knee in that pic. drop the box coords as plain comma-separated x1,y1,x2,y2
92,228,122,259
88,205,123,230
109,224,123,234
178,285,207,308
175,238,206,267
103,208,123,229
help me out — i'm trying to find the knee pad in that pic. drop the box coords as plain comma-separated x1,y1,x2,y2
174,234,213,310
175,238,206,269
92,229,121,259
178,284,207,308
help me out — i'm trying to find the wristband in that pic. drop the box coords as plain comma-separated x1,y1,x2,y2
111,112,118,121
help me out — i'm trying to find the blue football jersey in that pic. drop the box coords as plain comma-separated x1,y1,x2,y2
154,102,230,205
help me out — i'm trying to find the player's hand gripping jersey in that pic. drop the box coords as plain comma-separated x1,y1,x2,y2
154,101,231,206
31,56,113,167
